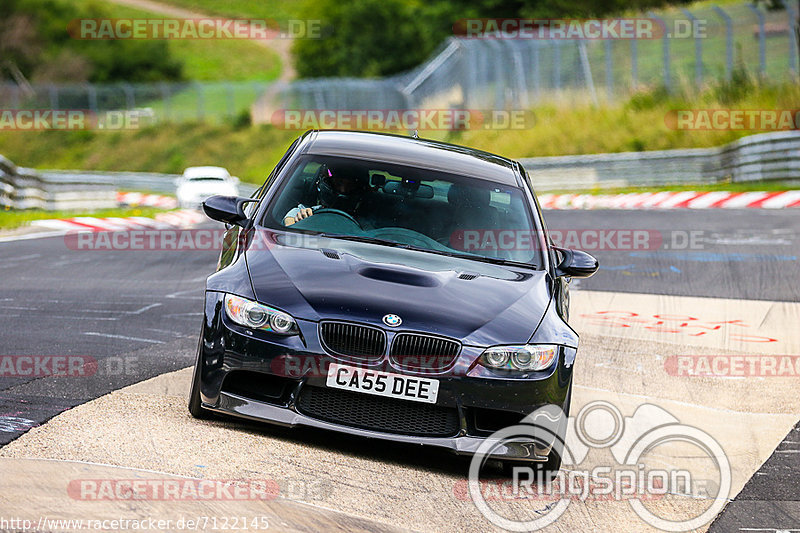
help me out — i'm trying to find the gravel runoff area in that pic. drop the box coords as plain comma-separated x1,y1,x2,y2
2,318,798,533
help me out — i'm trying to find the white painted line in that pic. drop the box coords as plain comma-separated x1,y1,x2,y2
0,253,42,266
83,332,165,344
129,303,162,315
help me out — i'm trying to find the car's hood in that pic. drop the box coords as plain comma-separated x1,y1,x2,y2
244,232,552,345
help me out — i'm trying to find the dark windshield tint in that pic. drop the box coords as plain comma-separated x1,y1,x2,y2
262,155,543,267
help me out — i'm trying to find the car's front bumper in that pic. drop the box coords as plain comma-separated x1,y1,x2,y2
197,291,574,461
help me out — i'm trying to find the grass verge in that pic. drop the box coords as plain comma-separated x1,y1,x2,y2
0,81,797,187
0,206,167,229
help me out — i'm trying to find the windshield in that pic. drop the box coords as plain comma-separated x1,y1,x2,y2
262,155,543,267
187,176,225,182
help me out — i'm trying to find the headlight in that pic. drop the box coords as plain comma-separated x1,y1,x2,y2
480,344,558,372
224,294,299,335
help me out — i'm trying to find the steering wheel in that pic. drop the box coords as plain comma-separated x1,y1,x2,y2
312,208,362,229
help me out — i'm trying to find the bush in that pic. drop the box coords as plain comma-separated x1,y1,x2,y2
292,0,442,78
0,0,183,83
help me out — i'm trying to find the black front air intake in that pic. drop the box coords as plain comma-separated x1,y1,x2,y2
296,386,460,437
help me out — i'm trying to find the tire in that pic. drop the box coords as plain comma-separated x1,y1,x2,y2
501,383,572,478
188,329,211,419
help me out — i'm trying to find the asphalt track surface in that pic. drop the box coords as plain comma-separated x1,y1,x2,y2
0,208,798,531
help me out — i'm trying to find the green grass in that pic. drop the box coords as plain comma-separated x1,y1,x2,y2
0,81,797,188
77,0,281,81
0,206,167,229
437,81,800,157
143,0,308,25
0,123,299,184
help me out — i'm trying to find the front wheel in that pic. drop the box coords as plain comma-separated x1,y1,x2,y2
188,329,211,419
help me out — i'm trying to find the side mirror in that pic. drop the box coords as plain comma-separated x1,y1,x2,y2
202,195,255,227
554,247,598,278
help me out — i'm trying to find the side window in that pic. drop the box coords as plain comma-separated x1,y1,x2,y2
243,138,300,219
243,184,266,218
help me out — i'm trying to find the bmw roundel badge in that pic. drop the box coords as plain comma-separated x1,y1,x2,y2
382,314,402,327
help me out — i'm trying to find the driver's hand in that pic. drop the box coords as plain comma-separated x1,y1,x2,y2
284,207,313,226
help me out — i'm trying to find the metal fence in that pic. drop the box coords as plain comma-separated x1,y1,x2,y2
521,130,800,191
278,2,798,113
0,2,796,123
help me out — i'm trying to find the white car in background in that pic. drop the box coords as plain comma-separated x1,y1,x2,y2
176,166,239,209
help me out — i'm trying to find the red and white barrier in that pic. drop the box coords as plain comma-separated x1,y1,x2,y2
31,209,204,233
538,190,800,210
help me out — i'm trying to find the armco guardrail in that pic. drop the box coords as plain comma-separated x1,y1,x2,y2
40,170,258,197
521,131,800,191
3,130,796,207
3,158,258,210
1,156,117,211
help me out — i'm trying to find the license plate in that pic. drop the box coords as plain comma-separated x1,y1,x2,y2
326,363,439,404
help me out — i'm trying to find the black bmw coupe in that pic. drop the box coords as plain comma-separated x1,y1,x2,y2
189,130,597,469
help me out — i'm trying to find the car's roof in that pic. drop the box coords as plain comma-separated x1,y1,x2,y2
183,166,230,178
301,130,520,186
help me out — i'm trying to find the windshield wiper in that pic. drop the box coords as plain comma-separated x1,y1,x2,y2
317,233,412,249
426,249,538,270
318,233,537,270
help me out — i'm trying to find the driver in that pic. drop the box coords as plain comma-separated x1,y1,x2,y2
283,163,373,226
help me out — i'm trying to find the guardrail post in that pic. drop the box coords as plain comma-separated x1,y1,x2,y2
681,8,703,88
786,2,799,77
509,41,529,109
747,4,767,77
48,84,59,110
160,82,171,121
87,84,97,114
532,40,541,99
578,40,599,106
648,12,671,92
226,82,235,119
11,84,21,109
553,40,562,91
604,39,614,100
196,82,205,121
122,83,134,110
712,6,734,81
